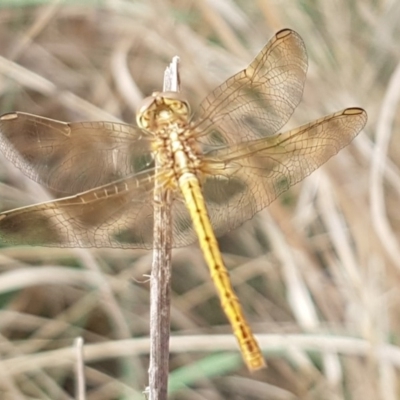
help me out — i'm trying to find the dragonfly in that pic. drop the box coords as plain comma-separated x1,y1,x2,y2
0,29,367,370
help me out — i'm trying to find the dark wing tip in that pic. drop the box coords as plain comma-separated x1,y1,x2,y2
343,107,368,129
344,107,367,116
0,112,18,121
275,28,296,39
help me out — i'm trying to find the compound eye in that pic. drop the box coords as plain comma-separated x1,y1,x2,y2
137,110,152,129
173,100,190,115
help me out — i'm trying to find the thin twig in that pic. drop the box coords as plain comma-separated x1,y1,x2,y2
74,337,86,400
148,56,180,400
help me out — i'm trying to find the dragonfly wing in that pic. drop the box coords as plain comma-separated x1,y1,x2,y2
0,112,153,195
0,167,200,249
194,29,307,146
201,108,367,236
0,171,158,248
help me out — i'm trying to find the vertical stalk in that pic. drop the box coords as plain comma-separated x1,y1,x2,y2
148,57,180,400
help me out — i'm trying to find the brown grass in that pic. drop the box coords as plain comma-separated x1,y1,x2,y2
0,1,397,399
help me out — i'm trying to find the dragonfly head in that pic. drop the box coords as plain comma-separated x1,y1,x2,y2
136,91,190,131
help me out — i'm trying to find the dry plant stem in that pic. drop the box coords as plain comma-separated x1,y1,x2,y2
74,337,85,400
148,56,180,400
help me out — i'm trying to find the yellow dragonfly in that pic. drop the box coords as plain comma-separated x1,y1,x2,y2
0,29,367,370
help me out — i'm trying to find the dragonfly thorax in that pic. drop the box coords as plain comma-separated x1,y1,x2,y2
136,91,190,132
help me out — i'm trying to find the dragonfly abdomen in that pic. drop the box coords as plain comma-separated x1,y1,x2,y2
178,172,265,370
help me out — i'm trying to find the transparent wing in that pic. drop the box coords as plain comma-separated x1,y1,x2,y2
194,29,308,147
0,112,153,195
198,108,367,237
0,109,367,249
0,167,201,249
0,171,154,248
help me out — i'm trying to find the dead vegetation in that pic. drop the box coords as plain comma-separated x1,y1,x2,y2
0,1,398,399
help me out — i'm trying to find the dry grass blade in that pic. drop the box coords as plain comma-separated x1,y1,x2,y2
0,1,396,400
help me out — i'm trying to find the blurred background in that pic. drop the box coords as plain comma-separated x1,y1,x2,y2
0,0,398,399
